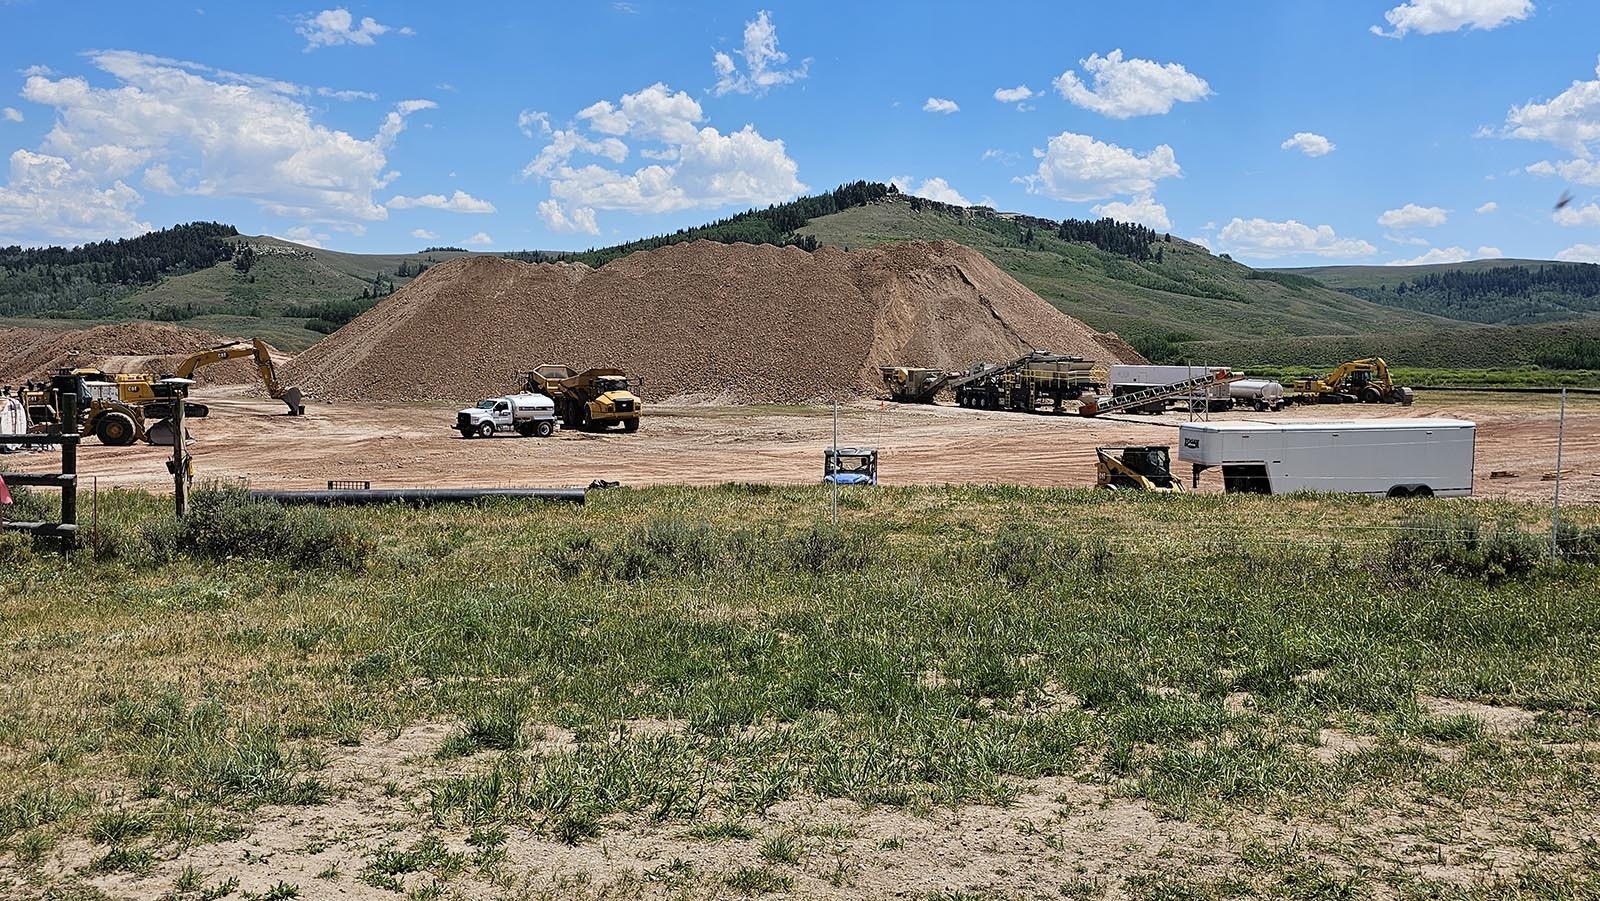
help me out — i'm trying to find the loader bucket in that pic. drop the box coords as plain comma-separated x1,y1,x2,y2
145,419,187,447
280,386,306,416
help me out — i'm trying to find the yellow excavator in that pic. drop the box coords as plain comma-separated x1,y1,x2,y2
1291,358,1413,405
42,339,305,446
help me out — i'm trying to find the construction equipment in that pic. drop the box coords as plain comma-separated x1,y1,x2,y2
524,365,643,432
75,339,305,418
19,373,206,447
1290,358,1413,405
1079,369,1239,417
1095,445,1184,492
880,352,1107,413
823,446,878,485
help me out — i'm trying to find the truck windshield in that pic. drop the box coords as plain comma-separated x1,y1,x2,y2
475,400,496,410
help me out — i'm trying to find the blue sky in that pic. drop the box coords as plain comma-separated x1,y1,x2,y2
2,0,1599,266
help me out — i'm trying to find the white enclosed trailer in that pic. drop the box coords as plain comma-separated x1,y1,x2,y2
1177,418,1475,497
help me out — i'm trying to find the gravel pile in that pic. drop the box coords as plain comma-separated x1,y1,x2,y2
0,323,265,387
286,239,1143,403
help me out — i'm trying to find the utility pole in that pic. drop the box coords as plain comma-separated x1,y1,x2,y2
161,378,194,518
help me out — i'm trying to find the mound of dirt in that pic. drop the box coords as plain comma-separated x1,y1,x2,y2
0,323,271,387
286,240,1143,403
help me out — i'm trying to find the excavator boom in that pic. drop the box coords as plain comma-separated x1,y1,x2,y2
174,340,304,415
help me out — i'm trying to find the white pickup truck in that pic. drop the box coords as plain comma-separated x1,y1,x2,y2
456,393,557,439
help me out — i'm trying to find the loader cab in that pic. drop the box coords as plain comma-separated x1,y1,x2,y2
823,446,878,486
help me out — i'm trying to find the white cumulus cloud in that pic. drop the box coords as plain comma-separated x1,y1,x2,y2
1476,200,1498,213
0,149,150,243
1526,157,1600,186
1022,132,1181,202
1217,218,1378,260
993,85,1036,104
386,190,496,213
297,8,412,50
1556,243,1600,262
280,225,329,248
538,198,600,235
887,176,971,206
1386,246,1473,265
1377,203,1449,228
4,50,434,239
1555,201,1600,226
1091,195,1171,231
1281,132,1335,157
524,83,804,227
410,228,437,240
1053,49,1211,119
923,97,960,114
1371,0,1533,37
141,164,179,195
464,232,493,247
712,10,810,96
1502,57,1600,156
1479,245,1504,257
518,109,551,139
2,107,21,123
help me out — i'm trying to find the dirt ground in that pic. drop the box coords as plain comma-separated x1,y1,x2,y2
5,390,1598,502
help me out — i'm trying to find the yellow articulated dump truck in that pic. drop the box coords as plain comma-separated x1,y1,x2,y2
524,364,643,432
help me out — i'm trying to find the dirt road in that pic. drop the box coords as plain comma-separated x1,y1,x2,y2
6,390,1597,502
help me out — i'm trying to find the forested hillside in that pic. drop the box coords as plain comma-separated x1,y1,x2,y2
0,223,240,317
1337,262,1600,324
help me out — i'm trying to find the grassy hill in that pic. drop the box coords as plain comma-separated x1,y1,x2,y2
5,188,1589,371
794,196,1448,356
1275,259,1600,327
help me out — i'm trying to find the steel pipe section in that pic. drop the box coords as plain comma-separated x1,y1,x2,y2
249,487,587,506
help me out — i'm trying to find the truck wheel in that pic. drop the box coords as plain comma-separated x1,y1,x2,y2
459,428,474,439
623,418,639,433
478,421,495,438
534,420,554,438
95,413,138,446
515,422,534,437
1362,387,1383,404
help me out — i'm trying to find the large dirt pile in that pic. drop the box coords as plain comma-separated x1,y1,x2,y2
0,323,265,387
286,240,1142,403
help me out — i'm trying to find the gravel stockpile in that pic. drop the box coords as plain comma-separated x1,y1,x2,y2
286,239,1143,403
0,323,264,387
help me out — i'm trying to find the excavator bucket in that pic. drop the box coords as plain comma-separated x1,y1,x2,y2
279,386,306,416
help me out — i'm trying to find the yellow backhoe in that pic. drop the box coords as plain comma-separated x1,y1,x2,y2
1291,357,1413,405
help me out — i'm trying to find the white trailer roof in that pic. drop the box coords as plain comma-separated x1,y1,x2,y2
1180,418,1473,433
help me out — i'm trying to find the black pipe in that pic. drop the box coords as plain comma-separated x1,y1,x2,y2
249,487,587,506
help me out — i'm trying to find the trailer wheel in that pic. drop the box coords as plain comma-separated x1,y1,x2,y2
1412,486,1433,498
534,420,554,438
478,421,495,438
